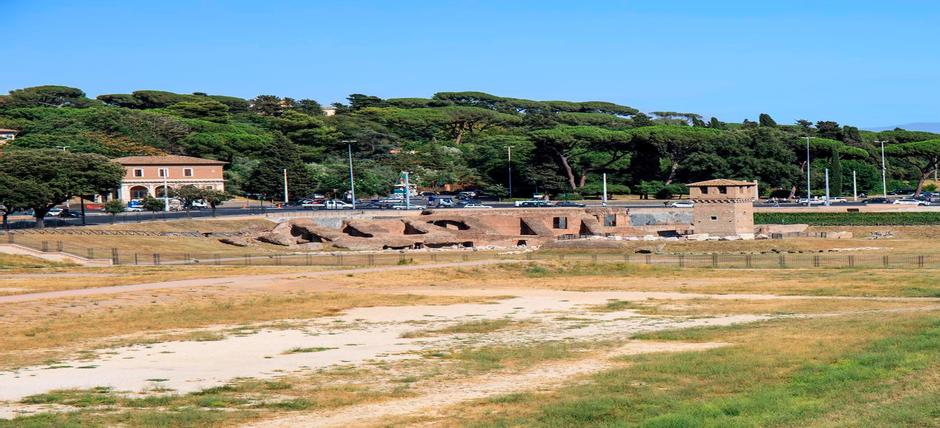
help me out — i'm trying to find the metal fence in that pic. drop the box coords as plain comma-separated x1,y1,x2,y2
2,231,936,269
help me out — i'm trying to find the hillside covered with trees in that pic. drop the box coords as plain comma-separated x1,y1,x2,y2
2,85,939,200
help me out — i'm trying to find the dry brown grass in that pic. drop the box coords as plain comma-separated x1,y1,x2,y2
10,233,290,256
316,262,940,298
5,245,940,426
0,253,70,269
0,265,329,296
8,218,289,256
0,291,500,369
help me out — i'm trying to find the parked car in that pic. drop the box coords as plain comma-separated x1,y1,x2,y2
321,199,354,210
430,196,456,208
58,209,83,218
555,201,586,207
301,199,325,209
392,204,427,210
44,207,63,217
515,200,551,207
461,203,493,209
893,198,930,206
666,201,694,208
125,206,143,212
862,197,892,204
797,198,826,206
362,200,388,209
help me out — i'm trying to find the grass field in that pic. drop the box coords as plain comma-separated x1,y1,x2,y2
2,224,940,427
400,311,940,427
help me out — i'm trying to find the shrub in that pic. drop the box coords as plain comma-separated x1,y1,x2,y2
755,212,940,226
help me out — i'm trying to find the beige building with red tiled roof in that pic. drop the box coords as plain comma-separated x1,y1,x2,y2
113,155,227,200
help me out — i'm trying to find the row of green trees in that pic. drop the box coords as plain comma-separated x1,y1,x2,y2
2,85,940,201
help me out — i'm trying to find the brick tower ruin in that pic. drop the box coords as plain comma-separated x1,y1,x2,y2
688,179,757,238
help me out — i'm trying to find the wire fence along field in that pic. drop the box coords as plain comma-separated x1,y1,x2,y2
2,232,937,269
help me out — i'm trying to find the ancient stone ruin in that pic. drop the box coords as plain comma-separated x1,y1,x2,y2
222,178,851,251
237,207,663,251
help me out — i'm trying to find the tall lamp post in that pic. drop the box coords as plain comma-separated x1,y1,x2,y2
852,170,858,201
162,167,169,212
507,146,513,200
282,169,289,205
342,140,357,209
403,171,411,210
804,136,812,205
875,140,888,197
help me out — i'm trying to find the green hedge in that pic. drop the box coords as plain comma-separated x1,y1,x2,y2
755,212,940,226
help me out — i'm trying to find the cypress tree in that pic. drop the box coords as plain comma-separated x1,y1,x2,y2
245,133,314,201
830,148,843,196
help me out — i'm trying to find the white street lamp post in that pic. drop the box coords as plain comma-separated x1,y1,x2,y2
343,140,357,209
282,169,289,204
876,140,888,197
162,168,169,212
852,170,857,201
805,136,812,205
404,171,411,210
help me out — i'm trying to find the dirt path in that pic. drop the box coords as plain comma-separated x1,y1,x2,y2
0,290,764,402
0,259,524,304
243,341,727,428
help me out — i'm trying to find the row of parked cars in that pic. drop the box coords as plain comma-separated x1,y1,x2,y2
764,194,935,206
298,198,501,210
860,191,936,206
124,198,209,212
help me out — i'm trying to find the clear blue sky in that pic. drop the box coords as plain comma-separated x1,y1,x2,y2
4,1,939,127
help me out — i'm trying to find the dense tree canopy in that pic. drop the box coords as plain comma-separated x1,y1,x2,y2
0,149,124,227
3,85,939,201
885,139,940,196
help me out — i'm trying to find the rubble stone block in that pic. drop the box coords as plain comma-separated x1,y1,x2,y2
219,237,250,247
258,231,296,246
